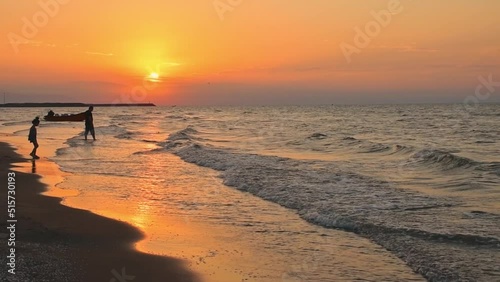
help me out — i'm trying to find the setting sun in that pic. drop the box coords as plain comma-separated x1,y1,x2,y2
149,72,159,80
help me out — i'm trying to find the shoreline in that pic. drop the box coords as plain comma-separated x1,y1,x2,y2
0,120,428,281
0,141,199,281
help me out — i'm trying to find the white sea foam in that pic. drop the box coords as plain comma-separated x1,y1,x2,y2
164,126,500,281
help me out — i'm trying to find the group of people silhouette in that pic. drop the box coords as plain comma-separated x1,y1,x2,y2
28,106,95,159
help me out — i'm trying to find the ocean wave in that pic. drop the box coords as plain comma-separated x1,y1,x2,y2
115,131,135,140
469,112,500,117
141,139,160,143
163,125,200,148
169,126,198,139
111,114,141,119
95,124,127,135
475,162,500,177
2,120,31,126
341,137,412,154
162,127,500,281
391,144,414,154
53,125,130,150
411,149,477,170
307,133,328,140
360,143,391,153
475,140,496,144
165,114,187,120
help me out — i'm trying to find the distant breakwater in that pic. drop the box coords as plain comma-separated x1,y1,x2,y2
0,103,156,107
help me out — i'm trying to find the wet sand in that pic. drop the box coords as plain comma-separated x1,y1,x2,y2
0,141,199,282
58,146,425,281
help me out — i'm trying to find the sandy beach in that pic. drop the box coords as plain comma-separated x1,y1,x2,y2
0,141,199,282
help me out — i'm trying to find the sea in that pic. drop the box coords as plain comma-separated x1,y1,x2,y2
1,104,499,281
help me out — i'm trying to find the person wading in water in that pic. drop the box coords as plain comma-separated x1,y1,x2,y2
84,106,96,141
28,117,40,159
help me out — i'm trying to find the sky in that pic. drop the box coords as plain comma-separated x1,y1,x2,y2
1,0,499,106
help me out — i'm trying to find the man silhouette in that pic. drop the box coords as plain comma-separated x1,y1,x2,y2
84,106,96,140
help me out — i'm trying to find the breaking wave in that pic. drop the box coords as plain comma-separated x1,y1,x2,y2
411,149,477,170
159,126,500,281
340,137,413,154
308,133,328,140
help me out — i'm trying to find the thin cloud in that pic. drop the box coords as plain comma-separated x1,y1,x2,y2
7,40,57,48
85,51,114,56
371,43,439,53
159,62,181,67
12,40,43,47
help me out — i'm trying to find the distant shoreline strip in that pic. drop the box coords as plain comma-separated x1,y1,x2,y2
0,103,156,107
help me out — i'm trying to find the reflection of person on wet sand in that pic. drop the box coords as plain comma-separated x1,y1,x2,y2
28,117,40,159
31,159,36,173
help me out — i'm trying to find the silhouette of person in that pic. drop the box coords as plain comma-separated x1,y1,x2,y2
28,117,40,159
47,110,55,117
84,106,96,140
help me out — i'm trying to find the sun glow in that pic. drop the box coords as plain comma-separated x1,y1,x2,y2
149,72,159,80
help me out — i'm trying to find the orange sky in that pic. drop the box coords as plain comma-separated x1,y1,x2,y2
1,0,499,105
